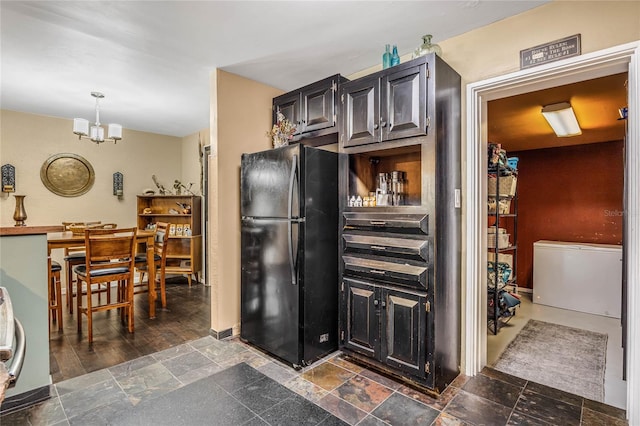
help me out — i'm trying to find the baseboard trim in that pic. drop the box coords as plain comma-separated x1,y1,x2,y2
0,385,50,415
209,328,232,340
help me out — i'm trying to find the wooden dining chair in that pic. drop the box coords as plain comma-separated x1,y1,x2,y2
134,222,170,309
74,227,136,344
62,221,102,314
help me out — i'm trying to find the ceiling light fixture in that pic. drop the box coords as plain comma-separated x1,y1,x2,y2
73,92,122,144
541,101,582,137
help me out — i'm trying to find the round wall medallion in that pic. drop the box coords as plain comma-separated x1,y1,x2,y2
40,153,95,197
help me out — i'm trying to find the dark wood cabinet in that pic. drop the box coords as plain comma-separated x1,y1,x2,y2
343,277,428,379
384,63,427,141
343,278,379,359
340,210,435,387
341,75,379,147
342,59,427,148
382,286,428,378
273,74,348,144
339,53,461,394
273,92,301,136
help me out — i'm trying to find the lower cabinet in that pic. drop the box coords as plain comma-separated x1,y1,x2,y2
343,278,429,381
338,210,450,391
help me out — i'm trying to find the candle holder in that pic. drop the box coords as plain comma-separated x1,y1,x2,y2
2,164,16,192
113,172,124,198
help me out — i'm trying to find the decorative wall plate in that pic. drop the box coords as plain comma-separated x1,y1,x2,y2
40,153,95,197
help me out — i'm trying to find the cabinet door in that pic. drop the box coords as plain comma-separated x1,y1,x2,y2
274,92,302,135
381,287,427,379
302,79,336,133
343,278,380,359
382,63,427,141
341,75,379,147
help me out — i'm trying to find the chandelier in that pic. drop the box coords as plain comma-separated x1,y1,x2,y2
72,92,122,144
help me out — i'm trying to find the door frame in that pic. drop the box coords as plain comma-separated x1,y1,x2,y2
464,41,640,422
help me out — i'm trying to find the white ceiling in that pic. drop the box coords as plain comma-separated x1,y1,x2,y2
1,1,548,138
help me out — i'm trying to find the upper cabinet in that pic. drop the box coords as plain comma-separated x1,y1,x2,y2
341,57,428,148
273,74,348,144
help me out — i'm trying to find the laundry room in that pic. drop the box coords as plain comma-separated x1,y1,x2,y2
485,71,628,409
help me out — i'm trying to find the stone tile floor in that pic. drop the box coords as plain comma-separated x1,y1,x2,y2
0,336,628,425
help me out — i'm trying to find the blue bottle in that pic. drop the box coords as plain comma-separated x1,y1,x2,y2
382,44,391,69
391,45,400,66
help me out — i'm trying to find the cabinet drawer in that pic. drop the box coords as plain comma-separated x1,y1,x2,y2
343,234,428,262
344,212,428,235
343,255,428,289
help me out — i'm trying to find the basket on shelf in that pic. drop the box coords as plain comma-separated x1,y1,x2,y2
488,198,511,214
488,174,517,197
488,232,510,249
487,252,513,269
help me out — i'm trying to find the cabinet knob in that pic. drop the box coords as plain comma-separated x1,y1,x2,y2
373,123,379,130
380,120,387,128
373,300,379,306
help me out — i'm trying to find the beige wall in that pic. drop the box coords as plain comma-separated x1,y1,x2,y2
0,109,198,282
180,129,209,196
438,1,639,83
0,110,184,228
181,129,209,285
350,2,640,83
209,69,283,333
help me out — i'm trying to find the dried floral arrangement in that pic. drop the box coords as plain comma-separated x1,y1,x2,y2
267,112,296,148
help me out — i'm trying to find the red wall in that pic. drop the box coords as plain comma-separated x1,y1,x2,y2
508,141,624,289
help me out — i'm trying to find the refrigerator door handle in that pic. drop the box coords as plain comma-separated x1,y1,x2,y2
288,221,297,285
288,154,298,285
287,154,298,220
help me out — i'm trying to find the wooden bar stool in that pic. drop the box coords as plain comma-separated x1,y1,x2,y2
49,260,64,331
64,248,85,314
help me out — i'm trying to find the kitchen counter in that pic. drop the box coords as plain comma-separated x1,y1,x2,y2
0,225,63,236
0,228,55,412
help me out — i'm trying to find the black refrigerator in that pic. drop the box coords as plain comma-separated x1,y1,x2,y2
240,144,338,368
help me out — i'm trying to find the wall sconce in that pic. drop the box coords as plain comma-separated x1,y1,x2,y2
541,102,582,137
2,164,16,193
113,172,124,198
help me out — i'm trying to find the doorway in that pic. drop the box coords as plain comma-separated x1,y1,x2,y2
485,73,627,407
464,42,640,423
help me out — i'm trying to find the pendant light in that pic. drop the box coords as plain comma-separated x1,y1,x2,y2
73,92,123,144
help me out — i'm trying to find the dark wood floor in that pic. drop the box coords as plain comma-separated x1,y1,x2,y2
49,277,211,383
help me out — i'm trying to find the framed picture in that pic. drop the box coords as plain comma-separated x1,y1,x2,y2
175,224,183,236
169,224,176,237
183,224,191,236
